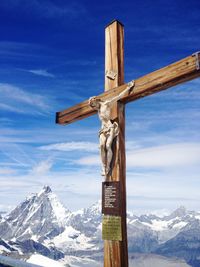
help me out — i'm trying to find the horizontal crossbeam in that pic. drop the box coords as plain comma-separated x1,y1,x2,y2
56,53,200,125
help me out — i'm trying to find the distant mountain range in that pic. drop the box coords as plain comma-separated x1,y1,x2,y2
0,186,199,267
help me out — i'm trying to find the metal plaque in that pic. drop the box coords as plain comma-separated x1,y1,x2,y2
102,181,121,216
102,215,122,241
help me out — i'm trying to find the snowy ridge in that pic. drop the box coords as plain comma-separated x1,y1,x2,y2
51,226,94,251
43,186,71,225
0,186,199,267
27,254,64,267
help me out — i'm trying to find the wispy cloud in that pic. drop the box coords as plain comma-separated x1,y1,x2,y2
0,103,27,114
0,83,50,114
31,160,53,175
0,83,47,108
150,79,200,101
0,142,36,169
28,69,55,78
75,155,99,166
0,150,31,168
39,141,98,152
127,143,200,168
75,142,200,169
0,168,16,175
0,126,97,145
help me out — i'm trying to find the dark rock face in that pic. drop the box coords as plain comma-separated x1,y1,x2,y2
155,220,200,267
0,239,17,252
128,223,158,253
10,239,64,260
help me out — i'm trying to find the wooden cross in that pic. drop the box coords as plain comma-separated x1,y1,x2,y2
56,20,200,267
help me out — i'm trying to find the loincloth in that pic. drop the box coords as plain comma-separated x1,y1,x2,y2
99,121,119,137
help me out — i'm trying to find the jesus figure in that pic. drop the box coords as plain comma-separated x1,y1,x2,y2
89,81,134,176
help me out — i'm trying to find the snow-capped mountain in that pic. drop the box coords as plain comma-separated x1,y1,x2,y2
0,186,70,242
156,219,200,267
0,186,199,267
51,201,103,256
133,206,198,244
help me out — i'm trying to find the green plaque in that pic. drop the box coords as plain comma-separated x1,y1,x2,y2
102,215,122,241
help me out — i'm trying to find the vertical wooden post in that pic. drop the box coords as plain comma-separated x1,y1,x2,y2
104,20,128,267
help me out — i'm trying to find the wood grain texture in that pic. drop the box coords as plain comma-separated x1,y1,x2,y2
56,53,200,125
104,20,128,267
105,20,124,92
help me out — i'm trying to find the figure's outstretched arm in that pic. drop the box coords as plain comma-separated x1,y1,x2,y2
106,80,135,105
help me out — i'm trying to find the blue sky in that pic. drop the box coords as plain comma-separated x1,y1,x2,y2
0,0,200,214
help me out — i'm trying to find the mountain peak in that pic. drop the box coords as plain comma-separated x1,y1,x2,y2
37,185,52,197
0,185,71,241
42,185,52,194
166,206,187,220
173,206,186,216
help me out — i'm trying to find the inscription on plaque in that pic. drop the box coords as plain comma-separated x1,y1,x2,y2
102,215,122,241
102,181,121,215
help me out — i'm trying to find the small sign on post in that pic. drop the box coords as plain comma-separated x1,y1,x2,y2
102,215,122,241
102,181,122,241
102,181,121,216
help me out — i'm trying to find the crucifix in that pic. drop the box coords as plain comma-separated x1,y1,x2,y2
56,20,200,267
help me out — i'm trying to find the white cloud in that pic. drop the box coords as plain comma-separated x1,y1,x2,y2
29,69,55,78
0,83,50,114
39,141,98,152
0,155,199,213
0,143,35,167
0,126,98,146
0,178,37,188
127,143,200,168
0,168,16,175
75,142,200,169
31,160,53,175
0,103,27,114
0,204,14,213
76,155,99,166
